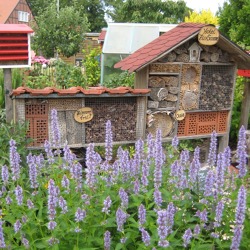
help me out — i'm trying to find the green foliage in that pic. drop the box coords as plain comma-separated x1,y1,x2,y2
185,9,218,25
103,71,135,88
83,48,101,86
218,0,250,49
105,0,189,23
0,121,31,166
32,1,89,58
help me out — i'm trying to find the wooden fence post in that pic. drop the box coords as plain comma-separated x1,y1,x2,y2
3,68,13,123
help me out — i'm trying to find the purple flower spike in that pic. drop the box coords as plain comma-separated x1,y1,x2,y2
171,136,179,150
204,170,215,197
15,185,23,205
146,133,155,160
104,230,111,250
48,221,57,230
27,199,34,209
193,224,200,236
0,220,6,248
48,179,58,221
21,236,29,248
102,196,112,214
236,126,247,178
133,179,140,194
141,159,149,189
1,165,9,184
44,140,55,164
182,228,192,248
14,219,22,233
154,188,162,207
58,196,68,214
119,188,129,208
9,139,21,181
231,225,243,250
105,120,113,162
207,131,217,167
138,204,146,227
140,228,151,247
28,155,38,189
214,200,224,227
223,146,231,168
51,109,61,150
75,207,86,222
235,185,247,226
116,208,128,232
216,152,226,195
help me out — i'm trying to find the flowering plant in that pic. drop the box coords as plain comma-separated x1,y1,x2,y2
0,110,249,249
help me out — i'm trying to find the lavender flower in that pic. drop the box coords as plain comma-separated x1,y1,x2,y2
21,236,30,248
207,131,217,167
119,149,130,182
154,129,164,188
231,225,243,250
211,232,219,238
22,216,27,223
120,237,127,244
141,159,149,189
133,179,140,194
61,175,70,192
9,139,21,181
133,139,144,176
195,209,208,223
27,199,34,209
102,196,112,214
75,207,86,222
58,196,68,214
236,126,247,178
154,188,162,207
85,143,101,188
0,220,5,248
48,237,59,246
180,150,190,167
140,228,151,246
63,144,76,168
119,188,128,208
138,204,146,227
1,165,9,184
51,109,61,150
216,152,226,195
28,155,38,189
171,135,179,150
14,219,22,233
70,162,82,191
235,185,247,226
44,140,55,164
5,195,12,205
224,146,231,168
182,228,192,248
105,120,113,162
193,224,200,236
204,170,215,197
15,185,23,205
116,208,127,232
214,200,224,227
104,230,111,250
146,133,155,160
48,179,58,221
48,221,57,230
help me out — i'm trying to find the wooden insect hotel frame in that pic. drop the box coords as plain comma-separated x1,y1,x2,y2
11,87,150,148
115,23,250,151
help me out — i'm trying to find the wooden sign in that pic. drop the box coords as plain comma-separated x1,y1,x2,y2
198,26,219,45
174,110,186,121
74,107,93,123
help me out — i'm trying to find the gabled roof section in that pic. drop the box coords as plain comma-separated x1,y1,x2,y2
0,0,19,23
0,24,33,33
98,28,107,42
114,23,205,72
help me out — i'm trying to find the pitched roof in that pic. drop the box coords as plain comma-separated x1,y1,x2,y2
98,28,106,42
114,23,206,72
11,86,150,97
0,0,19,23
0,24,33,33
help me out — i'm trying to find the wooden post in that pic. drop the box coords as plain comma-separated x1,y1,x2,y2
3,68,13,123
240,78,250,129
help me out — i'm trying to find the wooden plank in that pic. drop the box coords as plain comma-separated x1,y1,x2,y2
0,56,28,60
0,50,28,54
135,66,148,88
136,96,147,139
0,43,28,47
240,79,250,129
66,110,83,145
3,68,13,123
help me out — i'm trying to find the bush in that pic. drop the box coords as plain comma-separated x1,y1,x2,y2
0,111,249,249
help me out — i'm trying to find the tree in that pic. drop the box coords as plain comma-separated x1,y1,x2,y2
27,0,107,32
185,9,218,25
32,2,89,58
218,0,250,49
105,0,189,23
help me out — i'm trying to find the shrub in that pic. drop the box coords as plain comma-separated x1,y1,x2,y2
0,111,249,249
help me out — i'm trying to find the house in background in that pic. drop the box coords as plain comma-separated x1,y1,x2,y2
0,0,35,25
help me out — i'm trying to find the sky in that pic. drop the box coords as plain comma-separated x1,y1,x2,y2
184,0,227,14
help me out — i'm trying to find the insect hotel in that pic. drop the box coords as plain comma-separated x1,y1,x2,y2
115,23,250,151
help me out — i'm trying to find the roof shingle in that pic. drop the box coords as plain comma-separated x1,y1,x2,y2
114,23,206,72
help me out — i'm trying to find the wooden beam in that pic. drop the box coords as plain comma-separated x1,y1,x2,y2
240,79,250,129
3,68,13,123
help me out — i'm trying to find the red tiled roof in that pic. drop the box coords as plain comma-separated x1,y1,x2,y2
0,0,19,23
11,86,150,97
98,29,106,42
114,23,206,72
